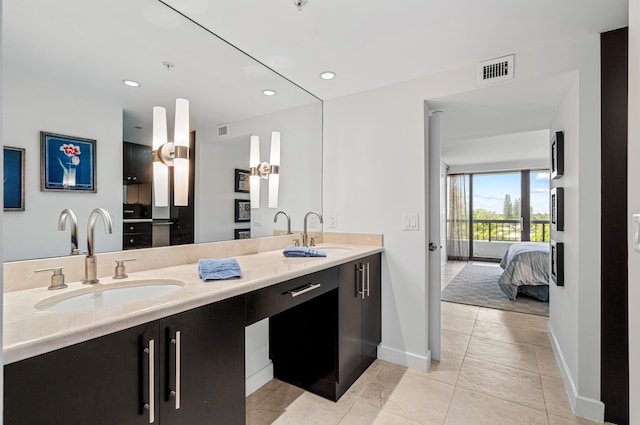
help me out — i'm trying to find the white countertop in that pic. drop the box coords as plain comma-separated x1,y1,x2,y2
3,243,383,364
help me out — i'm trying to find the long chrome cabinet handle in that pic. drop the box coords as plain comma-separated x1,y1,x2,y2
288,283,321,297
144,339,155,424
365,262,370,297
171,331,181,410
360,264,366,299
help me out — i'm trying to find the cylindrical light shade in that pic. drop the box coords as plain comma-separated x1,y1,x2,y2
269,174,279,208
152,106,169,207
173,98,189,206
269,131,280,166
250,135,260,208
153,163,169,207
249,135,260,168
268,131,280,208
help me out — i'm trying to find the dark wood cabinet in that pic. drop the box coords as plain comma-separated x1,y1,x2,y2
4,296,246,425
123,220,153,250
124,141,153,184
269,253,382,401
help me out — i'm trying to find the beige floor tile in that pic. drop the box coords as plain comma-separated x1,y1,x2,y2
472,319,534,345
535,346,562,378
529,315,549,331
247,381,304,425
442,314,476,335
541,375,574,419
247,379,286,411
338,399,422,425
424,350,464,385
441,330,471,355
457,357,545,411
272,391,359,425
345,359,387,397
476,307,532,329
362,365,455,425
466,336,539,374
531,328,552,348
547,413,613,425
444,387,549,425
441,302,479,320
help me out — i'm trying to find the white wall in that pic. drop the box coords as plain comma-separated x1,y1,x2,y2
195,103,323,243
324,34,605,418
3,75,123,261
628,2,639,423
548,37,604,423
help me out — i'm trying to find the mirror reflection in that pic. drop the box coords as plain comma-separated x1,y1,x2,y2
2,0,323,261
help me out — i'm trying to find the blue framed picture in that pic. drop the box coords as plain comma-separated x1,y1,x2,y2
40,132,96,192
3,146,25,211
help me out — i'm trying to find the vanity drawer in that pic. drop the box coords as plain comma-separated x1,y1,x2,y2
123,221,152,234
246,267,338,325
123,234,151,249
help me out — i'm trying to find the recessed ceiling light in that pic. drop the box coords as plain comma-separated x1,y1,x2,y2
262,89,277,96
320,71,336,80
123,80,140,88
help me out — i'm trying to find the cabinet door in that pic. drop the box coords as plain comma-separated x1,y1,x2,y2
4,322,159,425
362,254,382,358
338,259,363,384
159,296,246,425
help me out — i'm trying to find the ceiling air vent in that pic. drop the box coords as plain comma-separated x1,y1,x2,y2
478,54,514,84
217,123,229,137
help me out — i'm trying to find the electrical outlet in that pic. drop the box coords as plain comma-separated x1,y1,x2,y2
328,214,337,229
309,216,317,227
253,213,261,226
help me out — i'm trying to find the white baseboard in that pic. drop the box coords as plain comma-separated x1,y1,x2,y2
548,323,605,422
377,344,431,372
245,362,274,397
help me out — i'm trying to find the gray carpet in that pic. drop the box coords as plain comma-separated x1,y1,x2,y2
442,264,549,317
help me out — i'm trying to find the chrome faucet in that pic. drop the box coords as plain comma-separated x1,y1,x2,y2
83,208,113,284
274,211,292,235
58,208,80,255
303,211,323,247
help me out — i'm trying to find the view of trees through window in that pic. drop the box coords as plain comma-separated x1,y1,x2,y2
471,171,550,244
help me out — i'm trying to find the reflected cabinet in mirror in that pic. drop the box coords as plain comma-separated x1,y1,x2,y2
3,0,322,261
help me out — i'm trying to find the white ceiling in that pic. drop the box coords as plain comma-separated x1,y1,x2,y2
164,0,628,100
163,0,627,168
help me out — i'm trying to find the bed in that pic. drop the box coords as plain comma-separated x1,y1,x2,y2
498,242,550,302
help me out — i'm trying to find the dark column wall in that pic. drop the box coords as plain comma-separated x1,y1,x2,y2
600,26,629,425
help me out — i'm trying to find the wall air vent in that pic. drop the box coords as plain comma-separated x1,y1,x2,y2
217,123,229,137
478,54,514,84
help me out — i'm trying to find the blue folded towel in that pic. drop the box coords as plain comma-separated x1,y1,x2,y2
283,246,327,258
198,258,242,281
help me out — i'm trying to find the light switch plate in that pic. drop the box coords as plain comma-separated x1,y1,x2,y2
253,213,261,226
327,214,337,229
402,214,419,231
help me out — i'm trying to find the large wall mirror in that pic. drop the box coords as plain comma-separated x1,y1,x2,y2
2,0,323,261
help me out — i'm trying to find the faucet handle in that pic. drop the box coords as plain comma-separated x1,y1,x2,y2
35,266,68,290
113,258,136,279
292,238,300,247
310,237,317,247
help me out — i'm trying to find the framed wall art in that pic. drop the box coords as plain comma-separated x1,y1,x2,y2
234,228,251,240
3,146,25,211
551,240,564,286
551,131,564,180
41,131,96,192
551,187,564,231
235,168,250,193
234,198,251,222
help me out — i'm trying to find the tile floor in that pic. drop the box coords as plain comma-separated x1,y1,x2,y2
246,263,613,425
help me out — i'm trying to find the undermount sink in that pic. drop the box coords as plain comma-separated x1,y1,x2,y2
35,279,184,313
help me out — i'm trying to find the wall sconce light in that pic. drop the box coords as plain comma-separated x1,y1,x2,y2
152,98,190,207
249,131,280,209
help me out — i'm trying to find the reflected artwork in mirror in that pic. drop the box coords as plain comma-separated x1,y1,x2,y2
2,0,323,261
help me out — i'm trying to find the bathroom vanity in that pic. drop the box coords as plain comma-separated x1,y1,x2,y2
3,235,382,425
